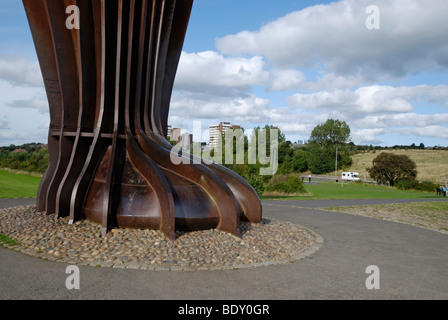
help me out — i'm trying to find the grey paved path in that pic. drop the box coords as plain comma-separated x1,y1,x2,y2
0,198,36,209
1,198,447,300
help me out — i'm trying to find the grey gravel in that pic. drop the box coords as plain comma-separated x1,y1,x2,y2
0,205,317,271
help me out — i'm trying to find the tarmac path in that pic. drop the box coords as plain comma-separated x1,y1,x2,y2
1,198,447,300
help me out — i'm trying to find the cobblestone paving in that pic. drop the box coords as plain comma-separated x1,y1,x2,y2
0,206,319,271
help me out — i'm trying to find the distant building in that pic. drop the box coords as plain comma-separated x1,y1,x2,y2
170,127,182,143
167,125,173,140
209,122,241,150
12,149,27,154
167,125,192,149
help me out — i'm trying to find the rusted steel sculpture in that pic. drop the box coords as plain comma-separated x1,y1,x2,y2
23,0,262,240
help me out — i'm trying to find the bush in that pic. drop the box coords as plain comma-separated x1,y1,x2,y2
243,174,266,196
266,174,306,194
396,179,438,193
395,179,412,190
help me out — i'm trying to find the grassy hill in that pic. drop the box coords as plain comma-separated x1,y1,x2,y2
345,149,448,184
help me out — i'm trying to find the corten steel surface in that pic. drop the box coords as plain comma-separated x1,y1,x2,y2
23,0,262,239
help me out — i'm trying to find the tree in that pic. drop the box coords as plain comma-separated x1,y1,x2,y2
307,119,352,174
308,119,351,148
278,141,293,164
277,141,294,174
291,149,308,172
307,145,337,174
367,152,417,186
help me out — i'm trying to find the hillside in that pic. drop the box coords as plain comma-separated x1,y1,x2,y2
346,149,448,184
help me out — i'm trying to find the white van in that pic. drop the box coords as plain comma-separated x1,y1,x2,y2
342,172,360,181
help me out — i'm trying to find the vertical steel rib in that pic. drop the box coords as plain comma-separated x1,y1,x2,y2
69,0,106,224
43,0,80,216
56,0,96,219
124,0,176,239
22,0,62,213
100,0,123,235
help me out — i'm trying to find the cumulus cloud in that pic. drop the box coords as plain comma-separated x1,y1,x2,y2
288,85,448,115
0,54,43,88
0,118,10,130
7,95,49,114
355,113,448,129
352,128,386,145
175,51,269,95
170,91,271,123
392,126,448,140
217,0,448,81
171,50,274,134
277,122,315,137
268,69,305,92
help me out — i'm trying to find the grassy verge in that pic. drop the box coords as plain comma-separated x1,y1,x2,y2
0,169,41,199
0,167,440,201
261,181,439,201
327,201,448,234
0,233,21,246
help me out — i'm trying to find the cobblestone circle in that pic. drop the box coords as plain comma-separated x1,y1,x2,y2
0,205,320,271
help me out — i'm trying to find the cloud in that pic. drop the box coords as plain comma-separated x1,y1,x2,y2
288,85,448,115
216,0,448,82
268,69,305,92
175,51,269,95
352,128,386,145
170,91,271,123
0,118,10,130
392,126,448,140
277,122,315,137
171,50,274,134
7,95,49,114
0,54,43,88
355,113,448,129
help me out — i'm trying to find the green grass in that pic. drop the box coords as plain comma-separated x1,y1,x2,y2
0,233,21,246
0,167,440,202
0,169,41,199
261,181,440,201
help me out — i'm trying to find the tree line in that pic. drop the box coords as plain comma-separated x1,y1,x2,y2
355,142,448,151
0,143,49,174
1,119,443,195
